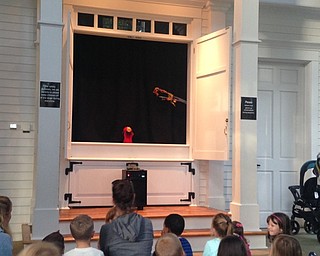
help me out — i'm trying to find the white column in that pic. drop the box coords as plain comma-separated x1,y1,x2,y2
230,0,261,235
32,0,63,239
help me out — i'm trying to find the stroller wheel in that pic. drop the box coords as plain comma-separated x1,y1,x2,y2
291,220,300,235
304,221,316,234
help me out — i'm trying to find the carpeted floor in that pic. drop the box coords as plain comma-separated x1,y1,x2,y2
295,230,319,256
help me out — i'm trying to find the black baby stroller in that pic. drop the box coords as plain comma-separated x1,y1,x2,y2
288,157,320,243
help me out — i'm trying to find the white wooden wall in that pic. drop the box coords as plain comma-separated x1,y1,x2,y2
1,0,320,242
217,3,320,213
0,0,36,241
258,5,320,165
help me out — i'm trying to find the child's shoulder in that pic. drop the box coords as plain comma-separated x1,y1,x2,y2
179,236,191,243
65,247,104,256
206,237,221,245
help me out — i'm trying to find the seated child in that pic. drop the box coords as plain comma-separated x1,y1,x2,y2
203,213,233,256
217,235,248,256
266,212,291,243
232,221,251,256
18,241,61,256
0,195,13,256
162,214,193,256
42,230,65,255
64,214,104,256
270,234,302,256
154,233,185,256
105,206,117,223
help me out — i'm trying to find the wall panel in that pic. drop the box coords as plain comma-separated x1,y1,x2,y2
0,0,36,241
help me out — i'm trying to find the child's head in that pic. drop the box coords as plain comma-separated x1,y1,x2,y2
217,235,248,256
267,212,291,242
105,206,117,223
70,214,94,241
270,234,302,256
232,221,244,237
163,214,185,236
0,195,12,235
154,233,185,256
211,213,233,238
42,230,65,255
18,241,61,256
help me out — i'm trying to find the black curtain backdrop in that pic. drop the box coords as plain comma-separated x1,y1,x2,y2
72,34,187,144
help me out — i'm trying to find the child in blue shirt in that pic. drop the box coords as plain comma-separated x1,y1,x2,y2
162,213,193,256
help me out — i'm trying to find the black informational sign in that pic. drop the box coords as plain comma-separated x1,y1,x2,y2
241,97,257,120
40,81,60,108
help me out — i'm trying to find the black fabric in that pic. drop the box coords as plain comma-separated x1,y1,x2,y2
72,34,187,144
303,177,319,207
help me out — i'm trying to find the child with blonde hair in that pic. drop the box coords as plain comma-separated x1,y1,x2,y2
270,234,302,256
203,213,233,256
105,206,117,223
154,233,185,256
18,241,61,256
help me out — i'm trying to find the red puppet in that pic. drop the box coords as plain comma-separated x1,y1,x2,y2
123,126,134,143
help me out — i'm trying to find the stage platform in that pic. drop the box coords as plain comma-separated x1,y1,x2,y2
59,205,228,222
59,205,266,245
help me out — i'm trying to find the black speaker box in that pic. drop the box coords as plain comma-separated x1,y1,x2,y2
122,170,147,210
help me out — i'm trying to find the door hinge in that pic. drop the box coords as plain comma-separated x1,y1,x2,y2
181,162,195,175
64,193,81,204
180,192,195,202
65,161,82,175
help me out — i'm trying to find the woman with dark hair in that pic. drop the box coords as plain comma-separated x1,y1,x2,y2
99,179,153,256
217,235,248,256
266,212,291,243
0,195,13,256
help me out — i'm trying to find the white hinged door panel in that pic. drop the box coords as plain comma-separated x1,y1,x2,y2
67,162,194,206
64,11,74,159
193,27,231,160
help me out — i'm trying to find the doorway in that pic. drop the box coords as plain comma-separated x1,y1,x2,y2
257,62,306,227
